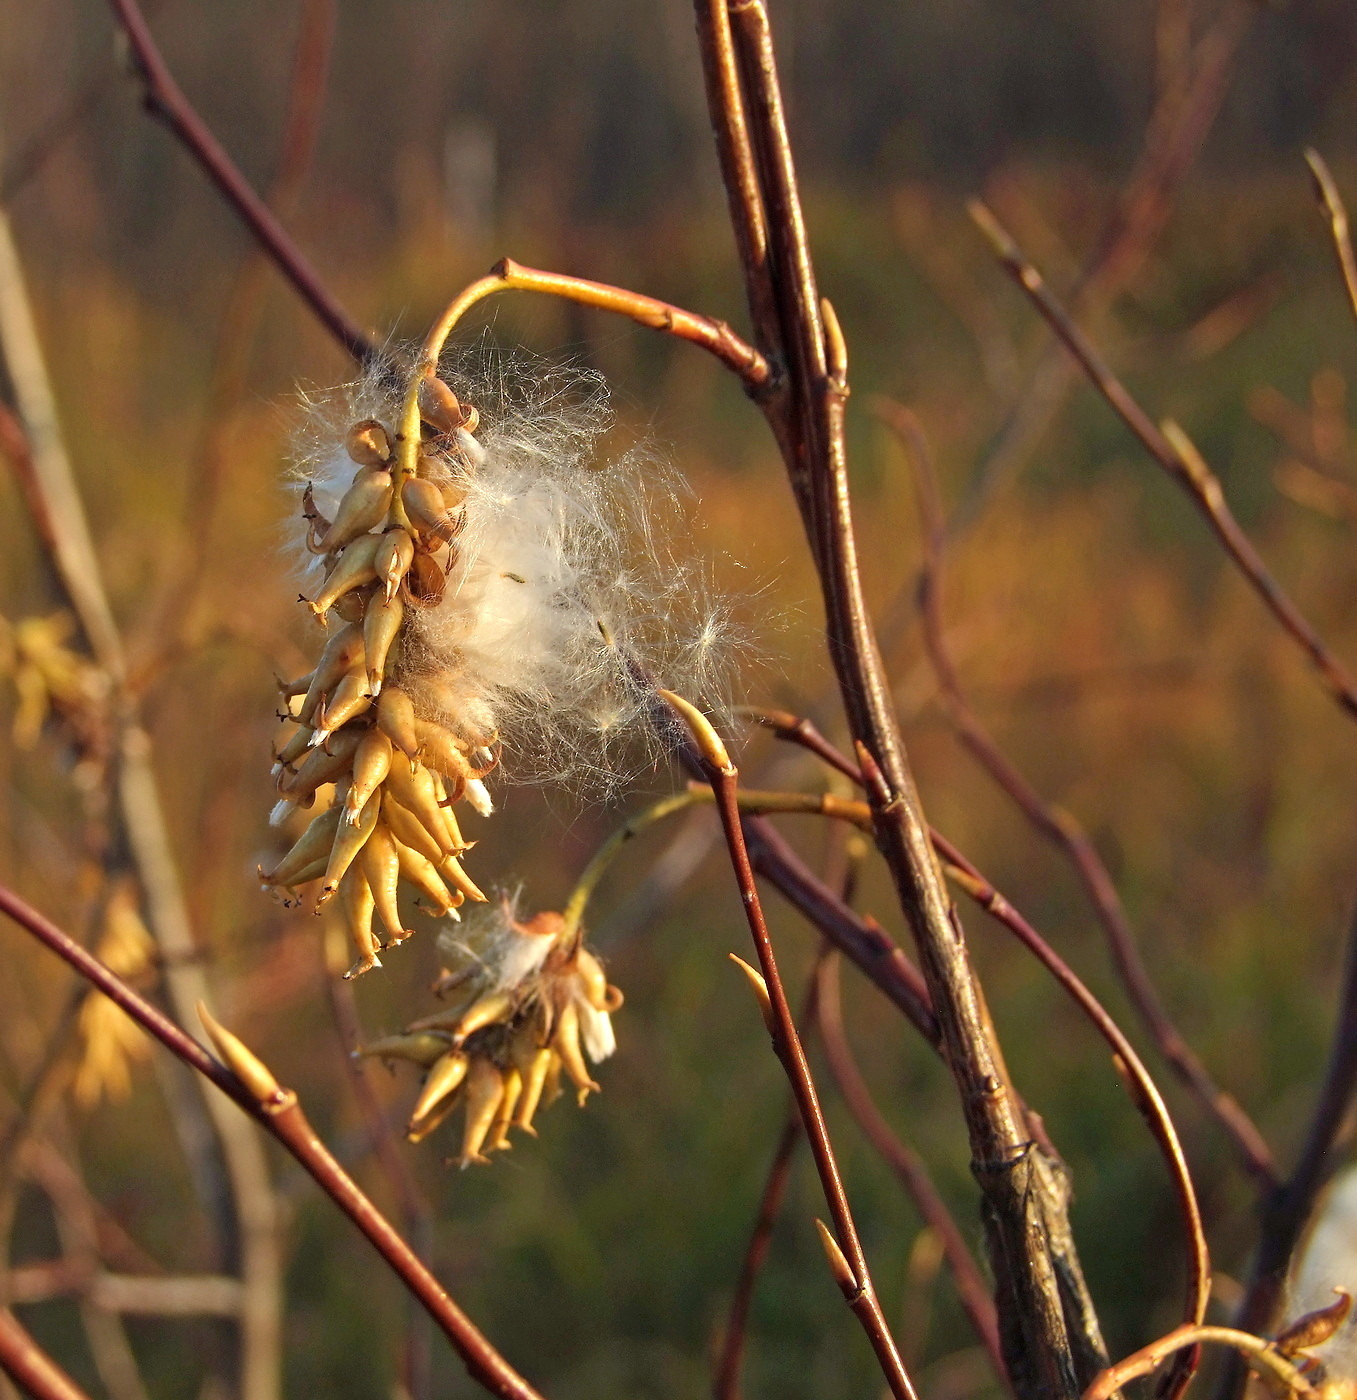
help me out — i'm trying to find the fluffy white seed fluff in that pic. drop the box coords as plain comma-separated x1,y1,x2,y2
288,345,751,791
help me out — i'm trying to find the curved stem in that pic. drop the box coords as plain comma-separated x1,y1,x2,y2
1084,1324,1312,1400
394,259,772,486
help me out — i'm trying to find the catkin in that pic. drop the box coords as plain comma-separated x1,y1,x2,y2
263,382,492,978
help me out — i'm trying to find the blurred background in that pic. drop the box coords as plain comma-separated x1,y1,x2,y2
3,1,1357,1397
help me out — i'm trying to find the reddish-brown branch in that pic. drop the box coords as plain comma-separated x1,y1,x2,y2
669,699,917,1400
1088,1323,1312,1400
0,1307,93,1400
880,395,1279,1191
814,955,1009,1389
694,10,1101,1390
926,828,1209,1342
104,0,376,366
713,943,834,1400
0,881,544,1400
1304,150,1357,328
970,201,1357,722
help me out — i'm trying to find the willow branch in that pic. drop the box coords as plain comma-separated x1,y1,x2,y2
0,1307,93,1400
881,394,1278,1190
0,881,546,1400
103,0,375,365
925,818,1209,1339
666,694,918,1400
1305,149,1357,327
970,200,1357,722
815,954,1009,1389
702,9,1102,1390
714,941,837,1400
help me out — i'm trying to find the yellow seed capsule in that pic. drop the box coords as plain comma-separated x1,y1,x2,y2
312,669,372,741
375,529,415,605
385,755,454,850
308,534,383,620
413,719,475,782
402,477,463,545
297,625,365,726
376,687,419,757
261,803,341,887
511,1046,554,1136
439,854,487,904
274,725,316,769
457,1058,505,1167
332,586,369,625
553,1001,599,1105
276,670,315,700
359,1031,451,1066
409,1049,470,1130
345,729,393,818
338,865,381,977
362,592,404,694
487,1068,523,1152
282,726,363,801
406,1096,459,1145
417,375,463,435
315,466,393,555
449,990,515,1046
359,822,408,945
381,790,446,864
541,1051,563,1108
346,418,393,467
316,789,379,906
390,835,458,913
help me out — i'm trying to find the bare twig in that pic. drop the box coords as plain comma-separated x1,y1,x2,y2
0,1307,93,1400
665,692,917,1400
1086,1324,1312,1400
103,0,375,365
956,0,1258,524
923,825,1209,1341
970,200,1357,723
714,941,835,1400
1305,150,1357,327
692,10,1106,1389
0,880,547,1400
815,954,1008,1390
880,394,1278,1191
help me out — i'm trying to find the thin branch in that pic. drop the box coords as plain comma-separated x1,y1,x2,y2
880,394,1278,1191
1305,150,1357,327
693,10,1102,1387
955,0,1258,525
0,1308,93,1400
814,954,1009,1390
1085,1324,1312,1400
714,942,834,1400
970,200,1357,723
103,0,376,365
0,881,546,1400
922,824,1210,1340
665,693,918,1400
